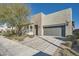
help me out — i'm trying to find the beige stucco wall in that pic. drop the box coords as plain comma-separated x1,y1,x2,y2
31,13,44,36
31,8,73,36
66,21,73,36
42,8,73,36
42,8,72,25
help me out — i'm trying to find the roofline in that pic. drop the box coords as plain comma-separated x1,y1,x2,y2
31,8,72,17
46,8,72,16
31,12,45,18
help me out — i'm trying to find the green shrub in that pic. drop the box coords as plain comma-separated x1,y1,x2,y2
13,36,25,41
2,30,16,37
0,32,2,35
73,29,79,39
27,35,34,38
66,35,74,41
77,39,79,46
60,48,79,56
60,49,74,56
64,41,72,48
8,35,27,41
2,31,11,36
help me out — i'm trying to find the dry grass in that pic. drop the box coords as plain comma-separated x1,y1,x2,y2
7,35,27,41
60,49,75,56
2,30,35,41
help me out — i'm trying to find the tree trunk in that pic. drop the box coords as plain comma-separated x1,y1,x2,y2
16,27,22,36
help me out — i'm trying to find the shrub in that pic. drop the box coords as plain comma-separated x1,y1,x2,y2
60,49,73,56
73,29,79,39
2,31,11,36
27,35,34,38
66,35,75,41
64,41,72,48
7,35,27,41
77,39,79,46
60,48,79,56
0,31,2,35
13,36,25,41
2,30,16,37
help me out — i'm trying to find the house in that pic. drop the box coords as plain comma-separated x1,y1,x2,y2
0,8,74,37
31,8,74,37
0,23,15,32
0,23,8,32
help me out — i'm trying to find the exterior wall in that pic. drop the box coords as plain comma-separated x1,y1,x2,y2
31,8,73,36
42,8,72,25
42,8,73,36
66,21,73,36
31,13,44,36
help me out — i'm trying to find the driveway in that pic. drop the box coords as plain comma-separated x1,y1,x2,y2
20,36,65,55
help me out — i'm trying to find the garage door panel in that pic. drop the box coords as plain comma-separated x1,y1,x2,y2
44,27,62,36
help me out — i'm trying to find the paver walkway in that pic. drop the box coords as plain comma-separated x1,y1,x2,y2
20,36,65,55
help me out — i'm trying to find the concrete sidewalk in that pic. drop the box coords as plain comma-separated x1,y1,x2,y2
0,36,39,56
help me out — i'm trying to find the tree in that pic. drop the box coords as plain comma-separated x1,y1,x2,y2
0,4,30,36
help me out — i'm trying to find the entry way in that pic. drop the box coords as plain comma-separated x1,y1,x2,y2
35,25,38,35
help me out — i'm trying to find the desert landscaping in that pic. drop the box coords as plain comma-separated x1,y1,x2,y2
0,4,79,56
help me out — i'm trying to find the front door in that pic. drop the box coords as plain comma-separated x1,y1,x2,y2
35,25,38,35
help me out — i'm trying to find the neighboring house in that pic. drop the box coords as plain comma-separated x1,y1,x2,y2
0,23,15,32
0,23,8,32
31,8,74,37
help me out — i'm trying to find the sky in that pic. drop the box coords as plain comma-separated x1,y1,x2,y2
28,3,79,29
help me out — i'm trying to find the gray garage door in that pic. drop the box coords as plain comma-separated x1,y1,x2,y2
44,26,65,37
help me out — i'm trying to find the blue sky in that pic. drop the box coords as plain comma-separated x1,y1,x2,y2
28,3,79,29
